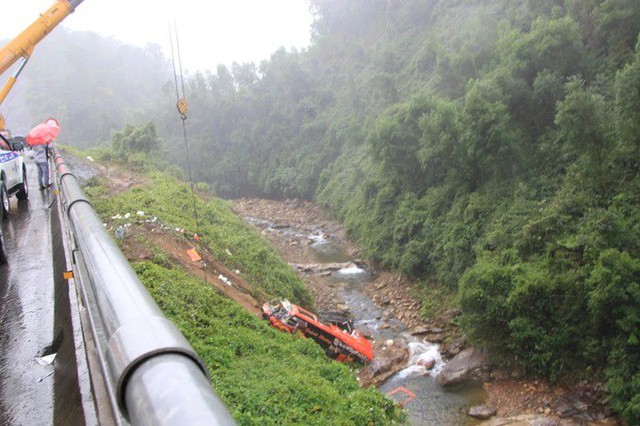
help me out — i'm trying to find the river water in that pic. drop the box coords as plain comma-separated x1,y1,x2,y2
331,259,486,425
249,218,487,425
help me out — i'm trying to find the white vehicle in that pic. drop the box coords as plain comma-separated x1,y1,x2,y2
1,135,28,264
0,135,28,219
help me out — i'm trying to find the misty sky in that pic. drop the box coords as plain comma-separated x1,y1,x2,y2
2,0,313,71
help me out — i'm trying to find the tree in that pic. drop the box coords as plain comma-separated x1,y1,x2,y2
461,77,523,188
592,0,640,66
555,78,611,172
112,122,160,156
614,36,640,160
588,249,640,423
368,96,433,192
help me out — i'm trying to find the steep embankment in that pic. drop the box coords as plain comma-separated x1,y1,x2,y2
70,154,404,425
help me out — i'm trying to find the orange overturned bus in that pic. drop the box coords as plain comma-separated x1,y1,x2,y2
262,299,374,364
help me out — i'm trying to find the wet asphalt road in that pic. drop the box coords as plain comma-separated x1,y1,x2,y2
0,157,56,425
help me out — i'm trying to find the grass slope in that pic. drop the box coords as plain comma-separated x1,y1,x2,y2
83,166,404,425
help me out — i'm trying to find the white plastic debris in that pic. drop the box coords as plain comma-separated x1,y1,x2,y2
37,371,54,382
226,249,233,256
218,274,231,285
112,214,122,219
115,226,125,240
86,156,94,162
124,213,131,219
136,211,145,216
36,353,57,366
235,269,240,274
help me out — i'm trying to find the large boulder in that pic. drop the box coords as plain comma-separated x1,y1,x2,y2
358,340,409,387
437,346,488,387
469,405,497,420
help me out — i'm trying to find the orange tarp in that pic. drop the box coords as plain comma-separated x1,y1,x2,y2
186,248,201,262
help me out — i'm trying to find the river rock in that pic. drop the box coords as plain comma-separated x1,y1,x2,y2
375,281,388,290
425,333,444,343
410,325,430,336
333,304,348,313
478,414,579,425
271,223,290,229
417,358,436,370
469,405,497,420
358,340,409,388
290,262,359,274
442,338,466,358
437,347,488,387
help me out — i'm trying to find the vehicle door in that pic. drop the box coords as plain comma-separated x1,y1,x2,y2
0,138,19,188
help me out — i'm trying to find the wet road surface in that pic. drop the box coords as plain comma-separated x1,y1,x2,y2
0,157,56,425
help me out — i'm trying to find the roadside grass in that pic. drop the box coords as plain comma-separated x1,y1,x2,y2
83,164,405,425
135,262,402,425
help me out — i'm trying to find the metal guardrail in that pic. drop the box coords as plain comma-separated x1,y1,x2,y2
53,150,236,425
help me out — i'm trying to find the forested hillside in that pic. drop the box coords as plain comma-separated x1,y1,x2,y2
6,0,640,422
157,2,640,419
2,28,171,147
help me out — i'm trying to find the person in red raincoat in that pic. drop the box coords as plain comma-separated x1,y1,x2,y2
33,140,52,190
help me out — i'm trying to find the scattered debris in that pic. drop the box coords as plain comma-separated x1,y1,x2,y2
186,248,201,262
115,226,125,240
37,371,54,383
35,353,57,366
387,387,416,408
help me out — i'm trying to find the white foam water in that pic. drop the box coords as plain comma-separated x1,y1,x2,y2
397,339,445,379
337,265,365,275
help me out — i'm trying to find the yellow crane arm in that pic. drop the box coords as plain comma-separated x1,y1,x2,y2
0,0,84,129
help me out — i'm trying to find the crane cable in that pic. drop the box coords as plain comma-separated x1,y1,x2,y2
169,20,206,275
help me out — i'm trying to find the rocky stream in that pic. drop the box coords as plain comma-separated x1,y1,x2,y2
231,198,618,426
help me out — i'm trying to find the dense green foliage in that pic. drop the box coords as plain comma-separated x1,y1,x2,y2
13,0,640,421
84,162,402,424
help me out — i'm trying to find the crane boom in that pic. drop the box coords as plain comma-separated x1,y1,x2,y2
0,0,84,130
